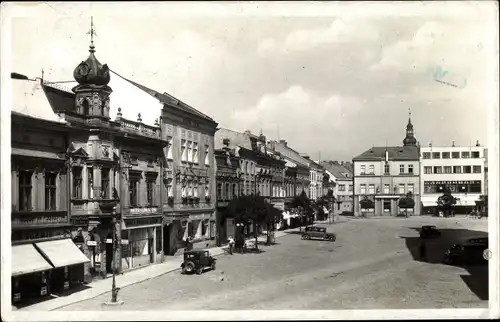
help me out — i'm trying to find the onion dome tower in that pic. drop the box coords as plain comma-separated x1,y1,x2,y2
403,109,417,146
72,17,112,119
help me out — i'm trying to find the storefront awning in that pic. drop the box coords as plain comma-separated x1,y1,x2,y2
12,244,53,276
35,239,90,268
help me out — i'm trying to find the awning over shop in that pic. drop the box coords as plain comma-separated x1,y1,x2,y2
11,148,65,161
12,244,53,277
35,239,90,268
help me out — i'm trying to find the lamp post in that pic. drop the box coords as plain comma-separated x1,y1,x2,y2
104,204,124,306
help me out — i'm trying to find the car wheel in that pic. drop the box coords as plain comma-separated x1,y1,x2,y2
185,262,195,274
330,236,336,242
211,262,216,271
196,267,203,275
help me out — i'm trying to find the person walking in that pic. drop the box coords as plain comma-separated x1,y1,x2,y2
228,236,235,255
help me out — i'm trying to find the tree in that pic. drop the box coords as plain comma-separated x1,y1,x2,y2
437,186,457,217
290,191,314,231
359,197,374,217
398,191,415,217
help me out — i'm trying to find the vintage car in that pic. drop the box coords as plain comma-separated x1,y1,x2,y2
443,237,488,266
419,225,441,238
181,249,216,275
301,226,336,242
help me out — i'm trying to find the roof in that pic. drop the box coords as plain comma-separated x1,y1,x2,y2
353,145,419,161
111,70,216,124
12,78,67,124
320,161,353,179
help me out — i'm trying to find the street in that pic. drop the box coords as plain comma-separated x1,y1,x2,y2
59,217,488,310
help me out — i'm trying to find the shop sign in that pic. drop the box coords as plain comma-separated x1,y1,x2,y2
13,293,21,302
86,240,97,246
63,281,70,290
130,207,159,214
40,286,47,296
426,180,480,185
105,239,129,245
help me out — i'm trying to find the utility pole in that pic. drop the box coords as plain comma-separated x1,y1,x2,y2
104,204,123,306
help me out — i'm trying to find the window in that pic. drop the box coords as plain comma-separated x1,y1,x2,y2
368,184,375,194
181,139,187,162
339,184,346,191
348,185,353,192
407,184,414,193
360,165,366,174
217,183,222,201
19,171,33,211
194,184,199,197
187,141,193,162
225,183,230,200
233,183,238,198
167,181,173,197
442,152,450,159
400,164,405,173
452,152,460,159
192,142,199,163
129,179,138,207
72,167,82,199
399,184,405,194
432,152,441,159
384,163,390,174
204,145,210,165
384,184,390,194
424,166,432,174
444,166,452,174
408,164,414,174
360,184,366,194
369,165,374,174
473,166,482,173
166,137,173,160
433,166,442,174
88,167,94,199
423,152,431,159
202,220,209,236
101,168,110,199
147,180,155,206
472,151,480,158
463,166,472,174
453,166,462,174
383,200,391,213
188,183,193,197
461,151,470,158
45,172,57,210
205,184,210,197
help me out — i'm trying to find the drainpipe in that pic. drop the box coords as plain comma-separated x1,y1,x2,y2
65,134,71,228
159,154,164,263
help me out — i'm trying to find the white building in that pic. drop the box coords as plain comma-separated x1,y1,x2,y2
420,141,486,215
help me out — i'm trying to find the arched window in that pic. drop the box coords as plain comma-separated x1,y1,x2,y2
83,99,89,115
101,100,106,116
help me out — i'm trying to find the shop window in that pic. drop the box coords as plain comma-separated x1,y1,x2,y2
45,172,57,210
383,200,391,213
101,168,110,199
72,167,82,199
202,220,208,236
19,171,33,211
147,179,155,206
469,183,482,193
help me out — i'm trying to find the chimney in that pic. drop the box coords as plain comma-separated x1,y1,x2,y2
476,140,480,147
429,143,432,148
452,141,455,147
279,139,287,146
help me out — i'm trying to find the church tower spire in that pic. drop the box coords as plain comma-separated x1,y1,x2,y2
403,108,417,146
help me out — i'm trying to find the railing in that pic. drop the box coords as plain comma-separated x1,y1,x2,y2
118,118,160,138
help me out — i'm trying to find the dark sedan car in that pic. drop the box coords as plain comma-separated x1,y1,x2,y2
443,237,488,266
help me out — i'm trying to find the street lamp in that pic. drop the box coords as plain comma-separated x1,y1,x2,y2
104,204,124,306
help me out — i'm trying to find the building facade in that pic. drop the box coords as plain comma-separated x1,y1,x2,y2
321,161,354,215
420,141,486,215
352,116,421,217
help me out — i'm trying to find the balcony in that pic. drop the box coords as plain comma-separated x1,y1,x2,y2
118,118,161,138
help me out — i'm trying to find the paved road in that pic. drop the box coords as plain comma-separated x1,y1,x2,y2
59,217,488,310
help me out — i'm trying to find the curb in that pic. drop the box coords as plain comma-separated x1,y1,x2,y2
45,230,293,311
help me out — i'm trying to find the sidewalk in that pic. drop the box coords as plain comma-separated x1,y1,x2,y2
17,228,296,312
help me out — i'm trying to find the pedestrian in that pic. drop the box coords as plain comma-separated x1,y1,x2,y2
228,236,235,255
419,241,427,261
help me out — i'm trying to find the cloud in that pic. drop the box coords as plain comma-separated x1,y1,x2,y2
257,18,381,57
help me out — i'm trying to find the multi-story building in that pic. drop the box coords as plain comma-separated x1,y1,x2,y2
10,78,90,303
320,161,354,215
268,140,312,204
352,116,421,216
420,141,486,215
214,138,242,245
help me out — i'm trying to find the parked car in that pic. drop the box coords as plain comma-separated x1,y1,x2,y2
443,237,488,266
420,225,441,238
301,226,336,242
181,249,216,275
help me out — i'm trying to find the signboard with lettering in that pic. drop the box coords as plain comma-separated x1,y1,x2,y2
129,207,159,214
86,240,97,246
40,286,47,296
425,181,481,185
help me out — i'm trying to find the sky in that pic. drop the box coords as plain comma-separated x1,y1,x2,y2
4,1,498,161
